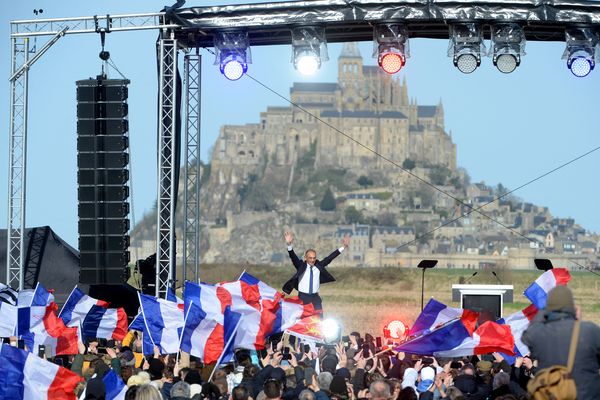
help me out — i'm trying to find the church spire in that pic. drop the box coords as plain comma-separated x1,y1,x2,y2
339,42,361,59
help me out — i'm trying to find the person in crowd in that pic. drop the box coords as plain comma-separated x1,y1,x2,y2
171,381,192,400
232,385,252,400
135,383,164,400
369,380,392,400
522,285,600,399
282,231,350,310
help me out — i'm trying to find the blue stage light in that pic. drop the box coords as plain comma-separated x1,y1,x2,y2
220,53,247,81
568,52,594,77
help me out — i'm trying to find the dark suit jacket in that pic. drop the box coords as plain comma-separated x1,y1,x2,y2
282,247,340,294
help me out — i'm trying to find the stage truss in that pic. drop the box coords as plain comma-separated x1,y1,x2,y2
6,1,600,296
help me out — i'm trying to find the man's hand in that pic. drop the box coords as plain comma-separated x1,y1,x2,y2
284,231,294,246
342,234,350,249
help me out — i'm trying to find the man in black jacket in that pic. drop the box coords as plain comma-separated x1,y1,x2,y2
282,231,350,311
522,285,600,400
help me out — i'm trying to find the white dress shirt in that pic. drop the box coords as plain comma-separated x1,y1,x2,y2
288,245,344,294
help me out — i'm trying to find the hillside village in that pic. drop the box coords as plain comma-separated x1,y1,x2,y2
130,43,600,271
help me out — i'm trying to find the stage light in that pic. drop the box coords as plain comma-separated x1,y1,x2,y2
373,24,409,74
491,24,526,74
321,318,342,344
383,320,408,340
291,26,328,75
563,28,598,78
448,23,485,74
213,31,251,81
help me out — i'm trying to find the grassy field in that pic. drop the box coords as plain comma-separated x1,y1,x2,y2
188,264,600,335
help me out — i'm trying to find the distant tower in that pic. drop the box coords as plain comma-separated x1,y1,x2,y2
338,42,364,111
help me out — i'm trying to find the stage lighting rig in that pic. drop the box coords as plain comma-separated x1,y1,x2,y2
448,23,485,74
214,31,251,81
563,27,599,78
490,23,526,74
373,24,409,75
291,26,328,75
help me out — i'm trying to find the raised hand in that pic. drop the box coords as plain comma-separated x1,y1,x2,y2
284,231,294,246
342,234,350,249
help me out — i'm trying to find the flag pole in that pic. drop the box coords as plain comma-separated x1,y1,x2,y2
237,269,247,280
177,300,194,366
208,315,244,382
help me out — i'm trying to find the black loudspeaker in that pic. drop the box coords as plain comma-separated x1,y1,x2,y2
77,76,131,285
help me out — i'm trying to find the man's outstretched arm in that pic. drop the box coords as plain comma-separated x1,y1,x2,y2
321,234,350,266
285,231,303,269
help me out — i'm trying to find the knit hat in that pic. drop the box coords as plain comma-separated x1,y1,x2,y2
329,375,348,398
401,368,418,391
335,367,351,381
119,350,136,367
546,285,576,315
476,360,493,373
189,383,203,397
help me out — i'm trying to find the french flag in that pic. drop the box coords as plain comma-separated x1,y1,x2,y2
272,296,318,335
180,302,241,364
138,293,184,354
129,313,155,356
394,311,479,355
167,287,185,311
30,283,55,307
434,321,515,358
0,344,82,399
0,301,17,337
18,303,79,356
524,268,571,309
59,287,127,341
103,369,128,400
409,298,466,336
497,304,538,362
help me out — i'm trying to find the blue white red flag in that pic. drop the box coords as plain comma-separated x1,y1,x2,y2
167,287,185,311
129,313,155,355
393,311,479,355
434,321,515,357
524,268,571,310
30,283,55,307
409,298,465,336
59,287,128,341
497,303,538,362
0,344,82,399
103,369,128,400
138,293,184,354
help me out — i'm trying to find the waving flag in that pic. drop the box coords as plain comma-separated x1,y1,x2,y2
0,301,17,337
167,287,184,311
180,301,224,364
409,298,466,336
18,303,79,356
285,315,324,342
129,314,154,355
434,321,515,358
394,311,479,355
497,304,538,362
138,293,184,354
524,268,571,309
59,287,127,340
31,283,55,307
0,344,82,399
0,283,18,305
103,369,127,400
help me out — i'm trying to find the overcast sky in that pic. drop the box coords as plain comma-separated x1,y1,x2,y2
1,1,599,248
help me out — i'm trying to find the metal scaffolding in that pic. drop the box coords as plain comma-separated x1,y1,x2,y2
156,32,179,298
182,52,202,284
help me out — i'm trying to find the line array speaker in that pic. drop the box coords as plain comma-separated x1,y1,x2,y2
77,76,131,285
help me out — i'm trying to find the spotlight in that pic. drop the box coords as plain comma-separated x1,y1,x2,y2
321,318,342,344
383,320,408,340
491,24,526,74
213,31,251,81
448,23,485,74
291,26,328,75
373,24,409,74
563,28,598,78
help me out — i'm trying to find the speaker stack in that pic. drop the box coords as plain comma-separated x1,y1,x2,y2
76,76,131,284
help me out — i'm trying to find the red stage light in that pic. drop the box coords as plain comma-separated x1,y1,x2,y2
384,320,408,339
379,52,404,74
